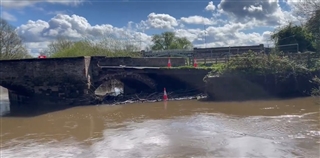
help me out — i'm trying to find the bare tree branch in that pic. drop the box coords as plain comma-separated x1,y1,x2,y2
290,0,320,18
0,18,31,60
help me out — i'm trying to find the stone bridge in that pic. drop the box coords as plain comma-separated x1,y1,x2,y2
0,56,209,112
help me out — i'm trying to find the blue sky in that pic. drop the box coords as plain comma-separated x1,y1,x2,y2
1,0,299,55
4,1,215,26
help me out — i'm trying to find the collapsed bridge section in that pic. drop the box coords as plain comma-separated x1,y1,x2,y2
0,56,209,113
93,66,210,98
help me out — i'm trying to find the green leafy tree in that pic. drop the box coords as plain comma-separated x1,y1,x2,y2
306,9,320,52
0,18,32,60
151,32,193,50
290,0,320,53
271,24,315,53
41,36,74,57
46,37,142,58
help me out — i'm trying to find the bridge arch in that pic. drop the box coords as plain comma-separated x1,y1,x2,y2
97,72,157,95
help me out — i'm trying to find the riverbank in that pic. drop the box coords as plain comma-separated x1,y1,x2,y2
204,72,319,101
203,51,320,101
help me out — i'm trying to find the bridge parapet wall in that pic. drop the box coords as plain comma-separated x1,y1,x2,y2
91,57,185,67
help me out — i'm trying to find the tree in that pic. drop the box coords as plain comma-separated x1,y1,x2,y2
45,36,142,58
271,24,315,53
151,32,193,50
41,36,74,57
306,9,320,52
290,0,320,52
290,0,319,18
306,9,320,35
96,37,140,53
0,18,31,60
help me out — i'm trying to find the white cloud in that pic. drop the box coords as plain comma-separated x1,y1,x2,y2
175,28,204,42
15,14,152,54
17,19,50,42
24,42,51,56
143,13,179,30
217,0,285,25
13,0,302,55
180,15,215,25
205,1,216,11
177,22,269,48
16,13,272,55
1,11,17,21
1,0,85,9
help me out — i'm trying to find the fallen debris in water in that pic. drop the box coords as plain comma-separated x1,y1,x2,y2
98,90,207,106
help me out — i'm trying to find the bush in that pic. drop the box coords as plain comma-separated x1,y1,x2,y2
45,38,142,58
208,51,311,76
204,51,320,88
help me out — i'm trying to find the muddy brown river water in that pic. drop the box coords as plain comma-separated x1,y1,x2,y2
0,88,319,157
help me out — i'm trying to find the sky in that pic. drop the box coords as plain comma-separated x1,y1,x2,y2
0,0,303,56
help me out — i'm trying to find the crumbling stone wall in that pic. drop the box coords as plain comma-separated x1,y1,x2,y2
0,56,197,109
0,57,94,106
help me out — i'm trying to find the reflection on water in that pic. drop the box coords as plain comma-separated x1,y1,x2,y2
0,96,319,157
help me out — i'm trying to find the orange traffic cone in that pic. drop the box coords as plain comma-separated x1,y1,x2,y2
163,88,168,101
193,58,198,68
167,58,171,68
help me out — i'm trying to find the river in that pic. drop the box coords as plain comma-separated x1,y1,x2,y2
0,87,319,157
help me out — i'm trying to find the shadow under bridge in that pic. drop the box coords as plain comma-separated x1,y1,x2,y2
94,67,210,98
95,71,157,96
